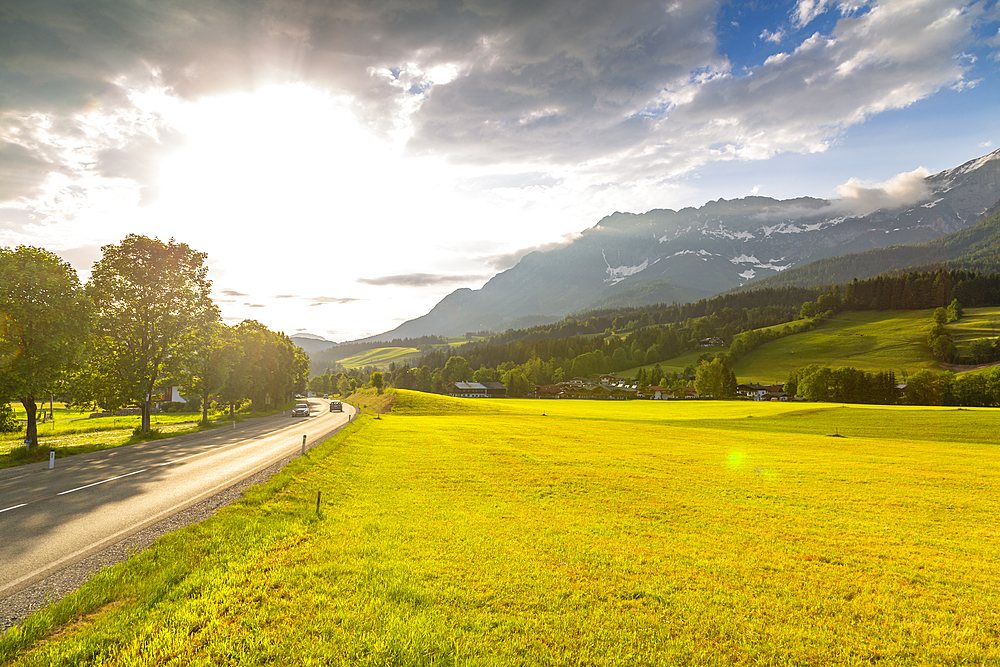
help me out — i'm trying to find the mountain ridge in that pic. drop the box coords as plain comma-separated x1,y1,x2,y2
364,148,1000,341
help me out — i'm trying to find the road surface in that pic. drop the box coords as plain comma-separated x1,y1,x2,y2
0,398,353,600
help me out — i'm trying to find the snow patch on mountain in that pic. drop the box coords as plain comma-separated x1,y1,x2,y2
756,260,792,271
738,269,756,280
700,225,756,241
658,225,694,243
603,250,648,284
729,253,759,265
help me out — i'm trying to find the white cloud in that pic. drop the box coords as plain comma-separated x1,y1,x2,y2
834,166,932,212
793,0,834,27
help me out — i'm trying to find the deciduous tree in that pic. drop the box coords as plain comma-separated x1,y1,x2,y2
0,247,92,449
86,236,218,433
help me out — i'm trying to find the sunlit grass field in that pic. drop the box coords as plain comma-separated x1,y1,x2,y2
622,311,938,383
732,310,939,383
947,306,1000,352
4,391,999,665
337,346,423,369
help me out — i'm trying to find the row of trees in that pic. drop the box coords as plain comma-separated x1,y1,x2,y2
0,236,308,449
786,364,1000,407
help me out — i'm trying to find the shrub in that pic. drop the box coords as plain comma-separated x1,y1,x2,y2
0,403,22,433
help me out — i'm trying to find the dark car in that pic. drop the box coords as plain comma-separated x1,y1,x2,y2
292,403,310,417
329,400,342,412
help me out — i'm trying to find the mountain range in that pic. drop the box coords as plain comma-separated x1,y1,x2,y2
289,334,337,355
365,148,1000,341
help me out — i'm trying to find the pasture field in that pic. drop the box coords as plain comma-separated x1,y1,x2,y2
4,392,1000,665
732,310,939,383
947,306,1000,351
337,346,423,369
330,336,480,370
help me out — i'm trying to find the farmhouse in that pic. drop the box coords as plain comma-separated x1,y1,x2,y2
641,385,672,400
449,381,507,398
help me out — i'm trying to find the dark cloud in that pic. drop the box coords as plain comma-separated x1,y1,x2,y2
244,302,266,307
357,273,484,287
0,141,52,201
220,288,249,296
274,294,300,299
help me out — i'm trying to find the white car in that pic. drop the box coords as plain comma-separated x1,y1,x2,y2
292,403,310,417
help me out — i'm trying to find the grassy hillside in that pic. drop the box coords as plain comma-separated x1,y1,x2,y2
6,392,999,664
946,305,1000,353
620,311,940,384
732,310,939,383
335,346,423,369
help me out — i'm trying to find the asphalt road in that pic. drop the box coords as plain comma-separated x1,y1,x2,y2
0,398,353,600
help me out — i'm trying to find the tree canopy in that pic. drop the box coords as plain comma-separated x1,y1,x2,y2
85,235,219,432
0,246,92,448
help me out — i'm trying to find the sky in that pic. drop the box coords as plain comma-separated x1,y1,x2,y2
1,0,998,342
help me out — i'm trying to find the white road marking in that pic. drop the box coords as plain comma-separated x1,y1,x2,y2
57,469,148,496
0,504,26,514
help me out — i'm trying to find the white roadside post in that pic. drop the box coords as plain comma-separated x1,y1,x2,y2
49,450,55,470
302,434,307,455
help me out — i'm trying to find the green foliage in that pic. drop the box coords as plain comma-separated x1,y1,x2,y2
83,235,218,433
0,246,93,448
793,365,898,404
947,298,963,323
694,357,735,397
905,370,951,405
227,320,308,412
500,368,532,397
186,322,240,422
0,402,21,433
369,371,384,394
442,355,473,383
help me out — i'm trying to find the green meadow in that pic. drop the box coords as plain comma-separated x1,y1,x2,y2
4,392,1000,665
335,336,482,370
731,310,939,383
337,346,423,369
622,310,940,384
947,306,1000,352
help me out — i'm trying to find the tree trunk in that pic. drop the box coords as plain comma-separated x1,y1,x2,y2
142,398,152,432
201,391,209,423
21,397,37,450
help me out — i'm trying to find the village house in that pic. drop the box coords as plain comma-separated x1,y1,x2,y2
449,381,507,398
